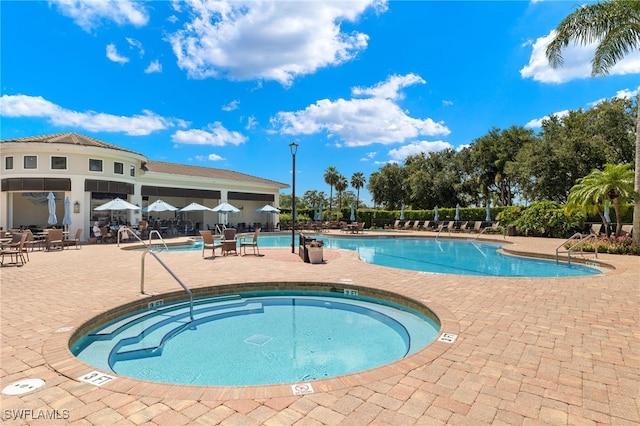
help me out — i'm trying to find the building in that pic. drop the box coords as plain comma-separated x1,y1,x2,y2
0,132,288,240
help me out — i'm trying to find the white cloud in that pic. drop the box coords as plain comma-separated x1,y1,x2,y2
521,30,640,83
208,153,225,161
222,100,240,111
106,44,129,64
50,0,149,31
360,151,377,161
0,94,175,135
442,100,454,107
144,60,162,74
387,141,452,162
272,74,449,147
245,116,258,129
525,110,570,128
171,122,247,146
126,37,144,56
167,0,386,85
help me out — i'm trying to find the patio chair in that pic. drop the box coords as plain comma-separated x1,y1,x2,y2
469,221,483,233
64,228,83,249
1,232,28,266
485,221,502,234
46,229,64,251
456,221,469,232
590,223,604,236
199,230,222,258
620,224,633,237
446,221,456,233
240,228,261,256
412,220,422,230
222,228,238,256
356,222,365,233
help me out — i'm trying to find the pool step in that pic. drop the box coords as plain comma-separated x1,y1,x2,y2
109,302,264,364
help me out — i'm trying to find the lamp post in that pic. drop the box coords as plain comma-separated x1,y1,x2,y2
289,142,298,253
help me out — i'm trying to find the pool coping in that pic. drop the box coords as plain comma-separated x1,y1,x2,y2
43,281,458,401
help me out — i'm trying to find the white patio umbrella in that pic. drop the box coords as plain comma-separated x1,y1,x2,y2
47,192,57,226
256,204,281,231
62,197,72,230
604,201,611,224
454,203,460,221
143,199,178,213
485,202,491,222
211,201,240,225
179,202,213,232
399,204,405,220
94,197,140,211
433,206,439,222
350,204,355,222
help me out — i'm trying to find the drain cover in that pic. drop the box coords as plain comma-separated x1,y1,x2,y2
2,379,45,395
244,334,272,346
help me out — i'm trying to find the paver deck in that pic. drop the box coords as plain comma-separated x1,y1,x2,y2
1,230,638,425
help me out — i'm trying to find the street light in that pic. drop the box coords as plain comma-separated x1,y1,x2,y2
289,142,298,253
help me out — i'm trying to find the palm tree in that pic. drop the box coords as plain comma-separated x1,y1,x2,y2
335,175,348,214
567,164,635,236
546,0,640,242
323,166,340,218
351,172,366,211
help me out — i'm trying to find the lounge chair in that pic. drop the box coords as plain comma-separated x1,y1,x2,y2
412,220,422,230
392,220,401,229
356,222,365,233
456,221,469,232
222,228,238,256
469,221,483,233
620,224,633,237
485,221,502,234
46,229,64,251
421,221,433,231
64,229,83,249
590,223,604,236
1,232,28,266
446,221,456,233
403,220,414,230
199,230,222,258
240,228,261,256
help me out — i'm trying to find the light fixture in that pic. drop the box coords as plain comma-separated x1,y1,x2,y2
289,142,299,254
73,201,80,213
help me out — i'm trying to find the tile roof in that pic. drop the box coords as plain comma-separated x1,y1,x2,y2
144,160,288,187
1,132,142,156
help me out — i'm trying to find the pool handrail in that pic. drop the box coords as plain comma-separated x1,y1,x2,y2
555,232,598,265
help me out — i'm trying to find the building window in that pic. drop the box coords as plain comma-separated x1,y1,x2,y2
114,162,124,175
130,165,136,177
24,155,37,169
89,158,103,172
5,156,13,170
51,156,67,170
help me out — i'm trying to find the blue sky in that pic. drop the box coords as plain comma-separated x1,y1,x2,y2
2,0,639,206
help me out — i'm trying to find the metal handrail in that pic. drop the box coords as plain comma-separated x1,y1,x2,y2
555,232,598,264
116,226,193,321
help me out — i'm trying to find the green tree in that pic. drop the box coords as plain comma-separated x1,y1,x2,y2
323,166,340,216
546,0,640,242
566,163,635,236
367,163,407,209
351,172,366,211
302,190,326,210
335,175,348,213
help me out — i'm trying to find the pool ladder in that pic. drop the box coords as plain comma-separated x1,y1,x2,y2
555,232,598,265
117,227,194,321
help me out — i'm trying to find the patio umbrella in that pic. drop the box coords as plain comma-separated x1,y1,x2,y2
399,204,405,220
433,206,439,222
211,201,240,225
62,197,72,230
94,197,140,211
179,202,213,213
485,202,491,222
454,203,460,221
47,192,57,226
143,199,178,213
350,204,355,222
604,201,611,224
256,204,281,230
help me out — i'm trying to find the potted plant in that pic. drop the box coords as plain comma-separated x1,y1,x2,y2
307,240,324,264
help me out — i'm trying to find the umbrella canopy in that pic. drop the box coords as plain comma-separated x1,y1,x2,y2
47,192,57,225
399,204,405,220
434,206,439,222
454,203,460,221
179,202,213,212
94,197,140,211
255,204,281,214
350,204,355,222
62,197,72,226
485,202,491,222
604,201,611,224
143,199,178,213
211,202,240,213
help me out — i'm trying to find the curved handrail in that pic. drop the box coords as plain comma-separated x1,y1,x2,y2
555,232,598,264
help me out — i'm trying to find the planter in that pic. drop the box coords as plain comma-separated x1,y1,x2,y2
308,247,323,264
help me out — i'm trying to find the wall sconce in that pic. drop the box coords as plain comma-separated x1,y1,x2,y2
74,201,80,213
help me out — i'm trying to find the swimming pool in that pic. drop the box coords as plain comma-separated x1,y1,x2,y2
149,234,600,277
71,290,440,386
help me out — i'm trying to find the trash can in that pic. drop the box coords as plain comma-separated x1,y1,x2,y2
508,225,516,236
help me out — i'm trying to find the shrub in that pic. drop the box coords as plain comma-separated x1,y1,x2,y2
565,235,640,256
513,200,584,238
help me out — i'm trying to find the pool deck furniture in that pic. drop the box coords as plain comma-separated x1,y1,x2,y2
45,229,64,251
222,228,238,256
0,232,27,266
63,229,83,250
240,228,261,256
199,230,222,258
1,230,638,425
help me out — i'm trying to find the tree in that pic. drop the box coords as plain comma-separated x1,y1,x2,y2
335,175,348,213
351,172,366,211
567,164,635,236
546,0,640,242
367,163,407,210
323,166,340,216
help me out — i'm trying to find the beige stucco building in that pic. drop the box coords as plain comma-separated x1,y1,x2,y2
0,132,288,240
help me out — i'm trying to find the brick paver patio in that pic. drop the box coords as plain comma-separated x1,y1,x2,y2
1,230,638,425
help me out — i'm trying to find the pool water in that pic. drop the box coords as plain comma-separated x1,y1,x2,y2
72,292,440,386
157,235,600,277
